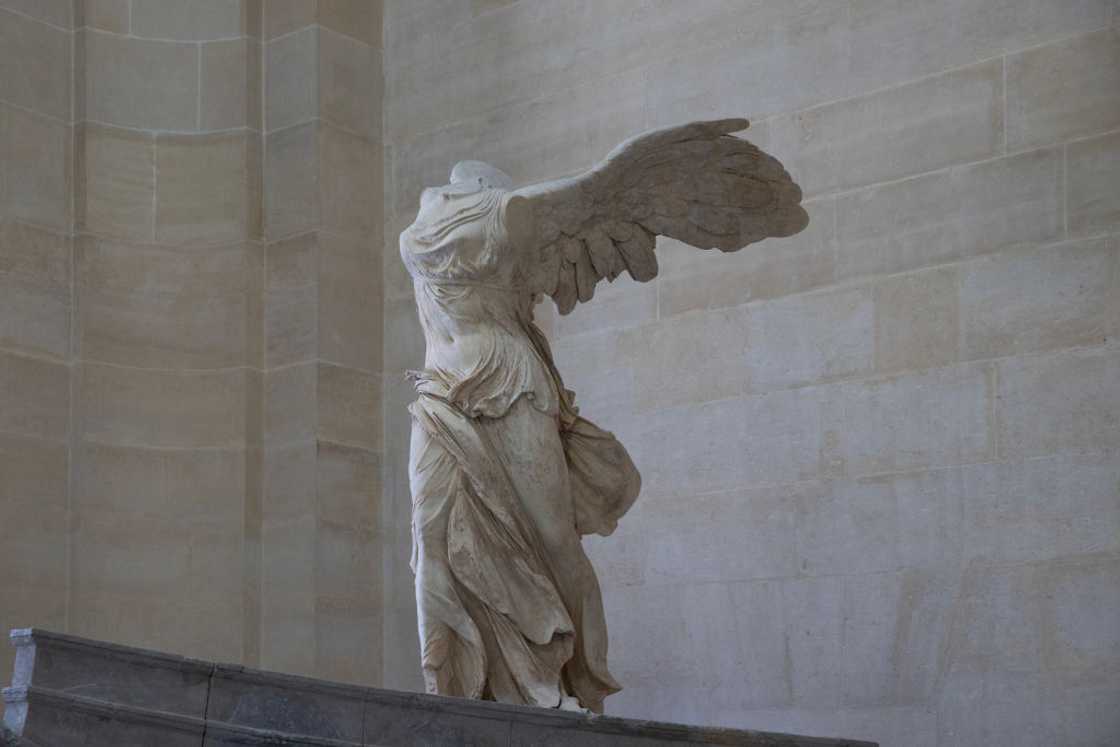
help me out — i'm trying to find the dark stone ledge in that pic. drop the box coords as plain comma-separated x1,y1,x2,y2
4,629,878,747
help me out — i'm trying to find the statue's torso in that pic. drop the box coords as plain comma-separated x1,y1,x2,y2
400,187,559,419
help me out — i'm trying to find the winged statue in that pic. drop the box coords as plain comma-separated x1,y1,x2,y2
400,118,808,713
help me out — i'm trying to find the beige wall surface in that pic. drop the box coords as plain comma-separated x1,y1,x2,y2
0,0,76,688
259,0,383,686
0,0,383,687
72,0,263,671
380,2,1120,745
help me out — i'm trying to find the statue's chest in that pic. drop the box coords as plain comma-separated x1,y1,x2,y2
402,196,508,282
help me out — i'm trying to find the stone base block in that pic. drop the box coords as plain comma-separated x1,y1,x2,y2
3,629,877,746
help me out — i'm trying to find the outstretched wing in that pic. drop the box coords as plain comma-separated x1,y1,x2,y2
509,118,808,314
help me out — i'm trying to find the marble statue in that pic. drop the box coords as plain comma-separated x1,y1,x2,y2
400,119,808,713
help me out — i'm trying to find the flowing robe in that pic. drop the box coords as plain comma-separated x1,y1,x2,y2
401,185,640,712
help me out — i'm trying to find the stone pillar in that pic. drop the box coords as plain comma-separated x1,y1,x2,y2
0,0,75,683
260,0,383,684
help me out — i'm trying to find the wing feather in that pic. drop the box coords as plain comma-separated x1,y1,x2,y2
584,227,622,280
615,226,658,282
572,242,598,302
553,261,577,315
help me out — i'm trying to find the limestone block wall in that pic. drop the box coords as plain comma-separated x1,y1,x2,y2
0,0,383,687
260,0,383,684
379,3,1120,745
70,0,263,672
0,0,76,685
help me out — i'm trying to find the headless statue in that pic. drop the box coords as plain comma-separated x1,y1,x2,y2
400,119,808,712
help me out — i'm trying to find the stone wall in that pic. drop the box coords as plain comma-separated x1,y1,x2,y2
0,0,383,687
259,0,383,684
71,0,262,674
0,0,76,688
379,3,1120,746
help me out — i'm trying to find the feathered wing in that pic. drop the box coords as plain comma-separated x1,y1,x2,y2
509,118,809,314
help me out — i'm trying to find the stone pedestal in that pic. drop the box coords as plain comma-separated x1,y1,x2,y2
2,629,876,746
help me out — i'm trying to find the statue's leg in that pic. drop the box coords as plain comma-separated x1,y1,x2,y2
479,399,575,549
411,396,586,709
477,399,619,711
408,416,485,698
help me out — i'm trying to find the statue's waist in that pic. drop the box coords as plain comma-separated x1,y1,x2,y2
413,273,528,295
421,331,547,376
410,329,559,418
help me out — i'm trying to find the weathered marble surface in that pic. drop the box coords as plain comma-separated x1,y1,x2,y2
401,119,807,712
1,724,24,746
3,628,875,746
